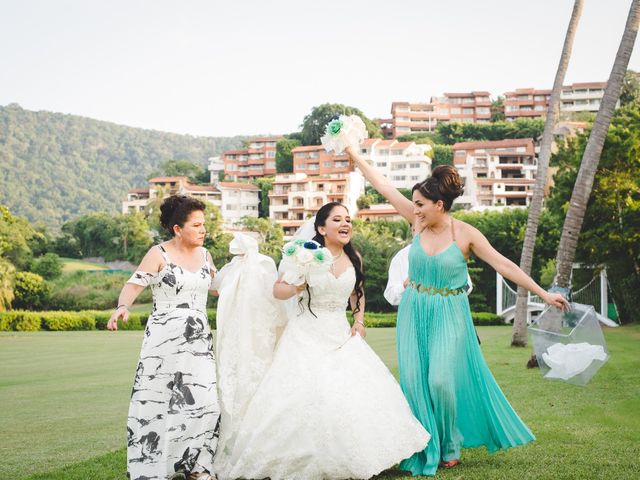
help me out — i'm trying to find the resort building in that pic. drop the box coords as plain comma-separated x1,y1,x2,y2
222,136,282,181
503,88,551,121
268,172,365,237
208,156,224,184
390,102,438,137
122,176,260,229
356,204,404,222
452,138,538,210
291,146,353,176
432,92,492,124
560,82,609,114
358,139,431,189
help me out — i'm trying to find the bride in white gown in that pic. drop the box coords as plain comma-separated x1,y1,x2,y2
213,202,430,480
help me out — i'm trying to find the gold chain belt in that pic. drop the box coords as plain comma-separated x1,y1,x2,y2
408,281,465,296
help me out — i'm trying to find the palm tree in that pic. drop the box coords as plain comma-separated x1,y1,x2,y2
554,0,640,289
511,0,584,347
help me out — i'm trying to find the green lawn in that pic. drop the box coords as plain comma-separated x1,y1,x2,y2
1,326,638,480
61,257,109,272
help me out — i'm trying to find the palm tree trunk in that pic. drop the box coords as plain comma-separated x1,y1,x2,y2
555,0,640,289
511,0,584,347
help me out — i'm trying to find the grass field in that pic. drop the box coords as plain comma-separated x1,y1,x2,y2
1,326,638,480
61,258,110,272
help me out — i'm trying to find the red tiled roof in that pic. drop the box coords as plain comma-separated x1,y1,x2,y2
273,177,346,185
444,91,491,98
562,82,607,90
357,207,399,216
278,221,304,228
217,182,261,191
149,176,189,183
504,88,552,96
452,138,534,150
184,184,218,192
223,149,248,155
128,187,149,194
476,178,535,185
292,145,325,152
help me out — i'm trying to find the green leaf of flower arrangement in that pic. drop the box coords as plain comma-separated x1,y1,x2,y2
328,119,343,136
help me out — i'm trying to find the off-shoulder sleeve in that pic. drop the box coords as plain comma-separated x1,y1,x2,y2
127,271,160,287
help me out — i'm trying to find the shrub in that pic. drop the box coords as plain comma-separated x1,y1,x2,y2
93,311,144,331
0,311,42,331
31,253,63,279
207,309,216,330
47,271,151,311
41,311,95,331
471,312,504,326
363,312,397,328
12,272,51,310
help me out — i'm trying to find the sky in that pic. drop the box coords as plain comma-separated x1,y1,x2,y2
1,0,639,138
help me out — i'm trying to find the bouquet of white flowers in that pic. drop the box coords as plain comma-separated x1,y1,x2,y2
320,114,368,154
280,239,333,287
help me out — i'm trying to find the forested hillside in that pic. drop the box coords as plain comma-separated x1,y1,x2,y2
0,104,245,230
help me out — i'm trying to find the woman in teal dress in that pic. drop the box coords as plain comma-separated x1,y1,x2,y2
345,147,569,476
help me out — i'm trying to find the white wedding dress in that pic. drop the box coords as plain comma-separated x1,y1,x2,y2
214,259,430,480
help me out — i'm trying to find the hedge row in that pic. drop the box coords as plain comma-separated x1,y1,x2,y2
0,309,218,332
361,311,504,328
0,309,502,332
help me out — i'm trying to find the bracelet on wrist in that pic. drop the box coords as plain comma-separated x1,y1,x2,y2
355,320,365,327
116,304,129,310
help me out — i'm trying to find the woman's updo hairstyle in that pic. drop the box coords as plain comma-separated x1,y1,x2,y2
412,165,464,211
159,195,206,236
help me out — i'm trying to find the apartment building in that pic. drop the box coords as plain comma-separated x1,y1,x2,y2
358,139,431,189
292,146,353,176
208,156,224,184
452,138,537,210
503,88,551,121
432,92,492,124
561,82,608,113
122,176,260,228
390,102,437,137
268,172,365,237
223,136,282,181
376,117,395,139
356,204,404,222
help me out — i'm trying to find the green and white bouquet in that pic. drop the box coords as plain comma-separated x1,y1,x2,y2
280,239,333,287
320,114,368,154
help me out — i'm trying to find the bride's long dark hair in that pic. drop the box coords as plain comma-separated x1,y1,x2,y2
307,202,365,317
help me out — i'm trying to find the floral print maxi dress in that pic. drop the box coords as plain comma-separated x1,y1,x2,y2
126,245,220,480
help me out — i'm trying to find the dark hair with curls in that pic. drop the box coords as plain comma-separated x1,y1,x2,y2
304,202,365,318
159,195,206,236
412,165,464,211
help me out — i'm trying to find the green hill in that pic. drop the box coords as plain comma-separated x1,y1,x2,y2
0,103,246,230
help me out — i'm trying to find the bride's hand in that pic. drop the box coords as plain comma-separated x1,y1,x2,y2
294,281,307,293
351,321,366,338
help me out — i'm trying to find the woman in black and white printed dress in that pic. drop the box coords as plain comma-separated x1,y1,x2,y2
108,195,220,480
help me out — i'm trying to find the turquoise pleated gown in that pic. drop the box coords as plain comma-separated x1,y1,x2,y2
397,234,535,476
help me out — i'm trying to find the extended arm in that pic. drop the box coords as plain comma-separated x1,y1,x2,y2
469,227,569,310
107,247,163,331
